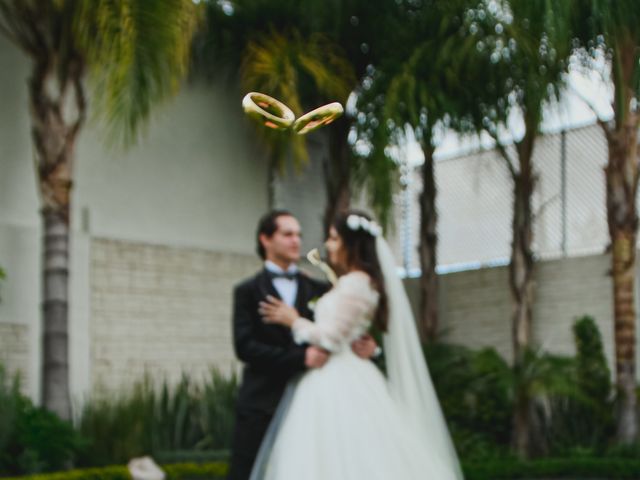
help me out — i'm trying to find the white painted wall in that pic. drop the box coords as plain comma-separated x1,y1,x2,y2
0,34,271,403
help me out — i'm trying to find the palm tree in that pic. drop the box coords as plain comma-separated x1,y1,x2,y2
0,0,200,420
239,29,355,207
359,0,489,341
311,0,396,233
571,0,640,444
196,0,394,230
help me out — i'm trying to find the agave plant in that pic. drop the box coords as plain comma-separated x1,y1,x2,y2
197,368,238,451
77,369,239,466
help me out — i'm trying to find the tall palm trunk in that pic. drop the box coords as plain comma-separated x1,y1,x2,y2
29,54,85,420
418,142,438,342
605,119,639,444
323,118,351,234
41,210,70,419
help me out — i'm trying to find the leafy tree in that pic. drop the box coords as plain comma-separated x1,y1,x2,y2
471,0,573,456
359,0,495,341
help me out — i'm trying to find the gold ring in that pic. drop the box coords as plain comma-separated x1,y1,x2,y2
242,92,295,130
292,102,344,135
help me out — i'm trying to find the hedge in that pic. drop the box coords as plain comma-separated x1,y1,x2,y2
463,458,640,479
3,458,640,480
0,462,228,480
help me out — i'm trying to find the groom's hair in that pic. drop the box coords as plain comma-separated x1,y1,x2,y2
256,209,295,259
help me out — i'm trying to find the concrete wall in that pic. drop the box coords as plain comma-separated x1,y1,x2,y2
0,224,42,397
84,241,630,393
407,251,627,372
0,323,29,387
90,238,259,393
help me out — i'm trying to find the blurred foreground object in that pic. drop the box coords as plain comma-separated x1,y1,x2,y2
128,456,165,480
307,248,338,285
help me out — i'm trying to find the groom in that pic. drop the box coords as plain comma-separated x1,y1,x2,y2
227,210,378,480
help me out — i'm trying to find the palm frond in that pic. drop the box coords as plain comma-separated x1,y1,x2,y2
240,28,355,171
74,0,201,147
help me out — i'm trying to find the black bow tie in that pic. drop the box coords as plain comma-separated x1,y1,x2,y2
266,270,299,281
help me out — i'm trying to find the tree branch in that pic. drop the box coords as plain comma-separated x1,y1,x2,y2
532,193,558,222
496,141,518,180
486,128,518,179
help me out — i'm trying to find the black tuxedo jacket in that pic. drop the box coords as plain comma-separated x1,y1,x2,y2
232,268,330,414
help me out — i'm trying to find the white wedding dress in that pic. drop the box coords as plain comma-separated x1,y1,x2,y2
251,239,462,480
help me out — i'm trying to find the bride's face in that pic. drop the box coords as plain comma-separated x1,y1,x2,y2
325,226,348,273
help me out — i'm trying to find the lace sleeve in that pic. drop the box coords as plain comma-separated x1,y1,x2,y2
292,272,378,351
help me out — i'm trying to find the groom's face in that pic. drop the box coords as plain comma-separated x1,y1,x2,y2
262,215,302,266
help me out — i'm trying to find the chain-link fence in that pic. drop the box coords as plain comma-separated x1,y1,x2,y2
391,122,612,274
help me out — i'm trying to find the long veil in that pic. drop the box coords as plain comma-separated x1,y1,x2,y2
377,237,463,480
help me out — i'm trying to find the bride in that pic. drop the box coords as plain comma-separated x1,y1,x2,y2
252,210,463,480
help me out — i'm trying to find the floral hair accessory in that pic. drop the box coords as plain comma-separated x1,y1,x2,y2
346,214,382,237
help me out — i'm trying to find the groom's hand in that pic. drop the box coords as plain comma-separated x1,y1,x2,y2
351,334,378,359
305,346,329,368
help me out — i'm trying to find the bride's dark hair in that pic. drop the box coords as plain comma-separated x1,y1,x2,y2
332,210,389,333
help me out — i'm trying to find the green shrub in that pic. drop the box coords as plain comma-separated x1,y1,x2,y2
424,343,512,459
513,347,579,457
574,317,612,403
10,398,85,473
538,316,614,455
605,441,640,458
0,366,83,475
425,342,588,459
0,366,20,468
0,366,84,475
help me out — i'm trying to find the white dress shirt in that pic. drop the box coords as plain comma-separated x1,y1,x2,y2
265,260,299,306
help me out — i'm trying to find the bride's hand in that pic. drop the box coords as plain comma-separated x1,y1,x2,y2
259,296,299,327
